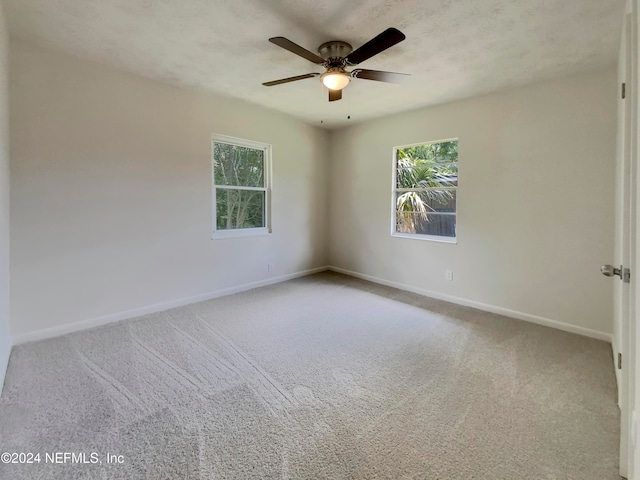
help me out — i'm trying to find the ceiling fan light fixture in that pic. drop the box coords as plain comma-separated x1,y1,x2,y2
321,70,350,90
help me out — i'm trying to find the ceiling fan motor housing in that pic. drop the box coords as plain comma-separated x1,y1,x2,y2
318,41,353,67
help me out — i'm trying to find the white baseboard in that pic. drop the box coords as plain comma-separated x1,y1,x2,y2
328,266,612,343
12,266,330,345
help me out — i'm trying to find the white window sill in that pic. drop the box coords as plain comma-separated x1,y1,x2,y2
392,232,457,244
212,227,270,239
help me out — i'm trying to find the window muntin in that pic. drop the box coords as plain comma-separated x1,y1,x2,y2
212,134,271,238
392,139,458,242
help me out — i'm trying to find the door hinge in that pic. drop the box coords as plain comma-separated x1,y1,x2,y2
622,83,626,99
618,353,623,369
624,268,631,283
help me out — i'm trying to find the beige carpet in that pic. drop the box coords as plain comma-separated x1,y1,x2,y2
0,272,621,479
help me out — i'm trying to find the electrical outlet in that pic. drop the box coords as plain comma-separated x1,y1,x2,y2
268,263,273,272
445,270,453,281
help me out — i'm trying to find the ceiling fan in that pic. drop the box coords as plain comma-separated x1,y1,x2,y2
262,28,409,102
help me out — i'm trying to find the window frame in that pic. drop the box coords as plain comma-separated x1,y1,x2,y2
211,133,272,239
391,138,459,244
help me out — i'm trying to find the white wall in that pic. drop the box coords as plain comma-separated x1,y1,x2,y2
329,69,617,338
9,41,329,341
0,2,12,390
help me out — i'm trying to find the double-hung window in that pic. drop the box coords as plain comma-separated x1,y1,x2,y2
392,139,458,242
212,134,271,238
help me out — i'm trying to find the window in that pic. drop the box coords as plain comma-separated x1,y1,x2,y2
392,139,458,242
212,134,271,238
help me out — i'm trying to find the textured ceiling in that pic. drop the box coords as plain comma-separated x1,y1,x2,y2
5,0,626,129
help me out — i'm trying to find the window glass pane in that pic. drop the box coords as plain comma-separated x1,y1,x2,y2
396,144,458,189
395,211,456,237
395,190,456,236
213,143,264,187
397,141,458,164
425,189,457,212
216,189,265,230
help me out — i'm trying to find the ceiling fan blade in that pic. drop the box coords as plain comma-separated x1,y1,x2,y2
262,73,319,86
351,69,410,83
269,37,326,64
328,89,342,102
345,28,406,65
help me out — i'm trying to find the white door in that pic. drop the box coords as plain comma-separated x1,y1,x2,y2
610,7,635,478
